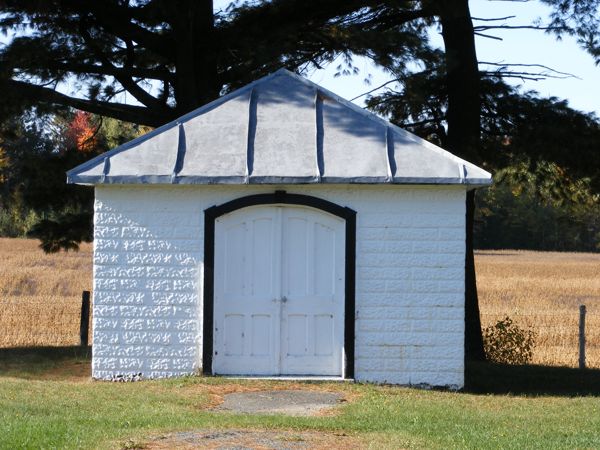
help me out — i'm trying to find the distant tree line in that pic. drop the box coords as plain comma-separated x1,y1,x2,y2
475,162,600,252
1,103,600,253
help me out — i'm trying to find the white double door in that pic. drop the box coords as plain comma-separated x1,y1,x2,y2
213,205,345,376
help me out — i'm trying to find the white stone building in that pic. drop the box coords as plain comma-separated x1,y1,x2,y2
68,69,491,388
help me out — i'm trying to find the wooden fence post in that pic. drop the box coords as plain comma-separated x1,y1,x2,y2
80,290,91,348
579,304,586,370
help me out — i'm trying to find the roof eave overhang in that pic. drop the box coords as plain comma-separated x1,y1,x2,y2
68,174,492,187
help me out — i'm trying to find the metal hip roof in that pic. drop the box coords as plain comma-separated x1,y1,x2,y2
67,69,492,187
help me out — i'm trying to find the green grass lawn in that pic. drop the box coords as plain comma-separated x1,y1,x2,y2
1,347,600,449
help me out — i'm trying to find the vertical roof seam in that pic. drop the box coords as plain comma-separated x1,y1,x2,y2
171,122,186,183
459,163,467,184
245,87,257,183
100,157,110,184
315,89,324,181
385,127,395,182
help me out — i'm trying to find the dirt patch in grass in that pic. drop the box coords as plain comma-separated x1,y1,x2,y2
142,429,359,450
214,390,344,416
186,380,359,413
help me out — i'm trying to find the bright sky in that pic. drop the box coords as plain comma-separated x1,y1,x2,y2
308,0,600,116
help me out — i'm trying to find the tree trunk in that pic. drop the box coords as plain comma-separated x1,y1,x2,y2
465,190,485,360
438,0,486,361
172,0,220,115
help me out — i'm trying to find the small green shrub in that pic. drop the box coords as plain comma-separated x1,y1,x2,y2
0,204,39,238
483,316,536,365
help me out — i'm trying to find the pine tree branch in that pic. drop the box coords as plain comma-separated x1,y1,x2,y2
479,62,579,79
2,0,174,58
404,117,445,128
474,32,504,41
79,23,168,111
69,0,174,58
1,79,167,126
472,16,517,21
21,60,172,82
481,70,574,81
350,7,435,30
350,78,401,101
474,25,566,31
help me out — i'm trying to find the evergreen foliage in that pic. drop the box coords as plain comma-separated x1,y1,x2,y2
0,110,147,250
541,0,600,63
0,0,432,126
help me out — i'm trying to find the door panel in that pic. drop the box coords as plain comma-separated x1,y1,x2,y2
223,314,244,356
314,223,336,295
250,314,271,356
213,204,344,376
223,223,246,295
250,218,274,296
285,217,309,296
287,314,308,356
213,206,281,375
280,208,344,376
314,314,334,356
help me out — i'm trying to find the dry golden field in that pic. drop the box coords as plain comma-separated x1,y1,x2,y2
0,238,92,347
0,238,598,368
477,250,600,368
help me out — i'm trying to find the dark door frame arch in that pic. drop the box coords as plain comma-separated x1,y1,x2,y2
202,190,356,378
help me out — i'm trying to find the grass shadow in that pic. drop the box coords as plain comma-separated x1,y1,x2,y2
2,348,599,396
0,346,91,379
466,361,600,396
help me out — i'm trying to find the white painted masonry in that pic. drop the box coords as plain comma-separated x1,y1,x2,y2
92,184,466,388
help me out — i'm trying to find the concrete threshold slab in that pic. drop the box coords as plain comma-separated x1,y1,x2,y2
220,375,351,381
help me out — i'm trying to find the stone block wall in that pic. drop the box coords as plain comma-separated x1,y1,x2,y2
92,184,465,387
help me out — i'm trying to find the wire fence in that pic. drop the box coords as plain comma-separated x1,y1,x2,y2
0,293,597,369
481,305,600,369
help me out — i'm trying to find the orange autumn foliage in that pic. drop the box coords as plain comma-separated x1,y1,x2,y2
65,111,97,153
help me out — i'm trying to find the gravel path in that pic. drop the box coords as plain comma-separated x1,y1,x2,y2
142,390,352,449
145,429,358,449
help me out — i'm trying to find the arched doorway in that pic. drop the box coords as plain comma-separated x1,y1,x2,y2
203,191,356,378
